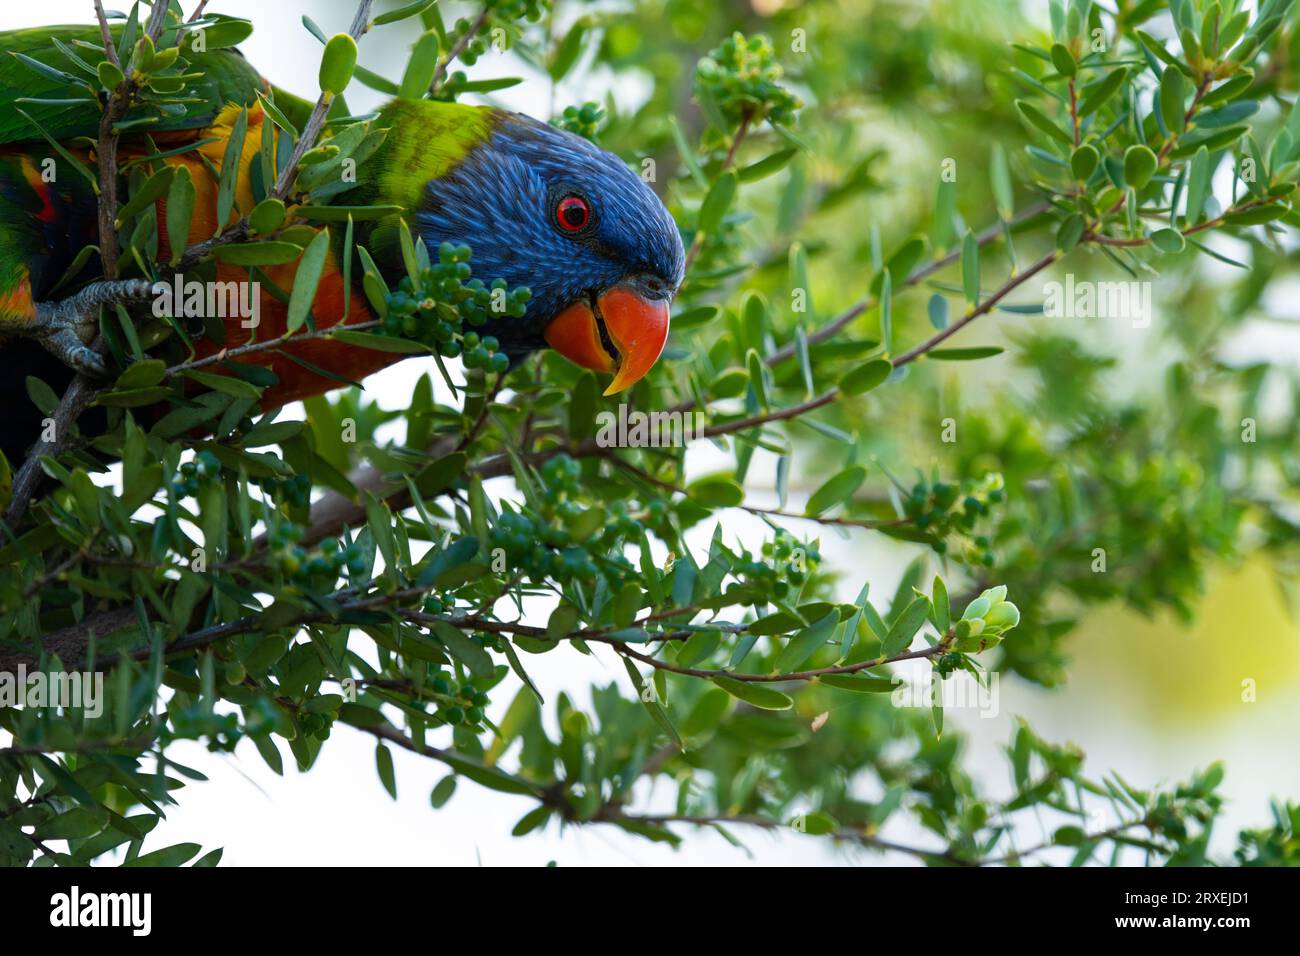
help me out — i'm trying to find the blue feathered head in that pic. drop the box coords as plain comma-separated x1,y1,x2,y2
415,111,685,394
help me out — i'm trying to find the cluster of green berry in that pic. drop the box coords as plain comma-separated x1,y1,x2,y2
694,32,803,127
491,509,607,586
439,0,548,73
487,455,638,587
421,592,457,614
429,669,490,727
933,652,967,678
257,473,312,509
731,530,823,605
269,523,369,581
903,472,1005,564
554,102,606,141
460,332,510,373
295,710,335,742
381,242,530,368
171,450,221,498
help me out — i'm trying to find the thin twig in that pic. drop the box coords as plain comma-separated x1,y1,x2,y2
430,5,492,94
683,112,752,275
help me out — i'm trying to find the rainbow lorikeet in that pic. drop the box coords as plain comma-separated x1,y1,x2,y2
0,23,684,467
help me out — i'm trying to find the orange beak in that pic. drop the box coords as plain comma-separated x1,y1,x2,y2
543,287,670,395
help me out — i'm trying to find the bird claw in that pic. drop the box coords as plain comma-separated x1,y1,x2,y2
33,279,155,379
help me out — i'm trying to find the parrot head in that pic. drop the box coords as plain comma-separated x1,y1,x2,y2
413,111,685,395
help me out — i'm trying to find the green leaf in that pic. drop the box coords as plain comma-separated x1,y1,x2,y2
1149,227,1186,253
927,293,948,330
255,90,301,139
773,611,838,672
839,358,892,396
216,108,249,232
927,347,1004,361
512,806,552,836
688,475,745,507
1224,204,1288,225
681,688,731,737
399,30,441,99
869,237,926,297
373,0,438,25
286,228,330,333
213,241,305,266
35,807,105,841
931,575,950,634
1049,43,1076,76
413,452,466,496
415,535,478,587
738,147,799,182
183,369,262,399
430,776,456,808
331,329,430,353
375,742,397,799
440,751,540,796
123,843,202,867
1070,144,1099,180
115,359,167,390
621,659,683,751
746,348,769,410
1201,73,1254,107
710,676,793,710
115,166,175,228
1195,101,1259,129
805,465,866,517
1159,65,1186,136
710,367,749,398
961,229,980,309
186,14,253,50
1078,68,1127,116
165,167,196,266
432,621,493,678
15,109,98,190
797,811,840,835
1015,100,1073,147
319,33,358,96
1056,212,1085,252
1184,145,1211,225
990,142,1013,218
97,60,125,90
1124,144,1158,190
249,197,286,234
549,17,589,81
881,596,929,657
878,269,892,354
12,51,79,85
698,171,738,235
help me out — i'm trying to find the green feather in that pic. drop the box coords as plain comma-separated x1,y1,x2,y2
363,100,498,212
0,24,265,146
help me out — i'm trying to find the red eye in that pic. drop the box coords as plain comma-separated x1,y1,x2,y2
556,195,590,232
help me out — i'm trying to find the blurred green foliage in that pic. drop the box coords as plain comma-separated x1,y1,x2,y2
2,0,1300,867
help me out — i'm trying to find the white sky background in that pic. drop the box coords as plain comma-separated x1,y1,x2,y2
3,0,1298,866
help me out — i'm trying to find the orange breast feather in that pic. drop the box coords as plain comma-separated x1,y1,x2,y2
151,104,399,409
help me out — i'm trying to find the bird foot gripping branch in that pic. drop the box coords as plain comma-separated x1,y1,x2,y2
26,279,155,378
